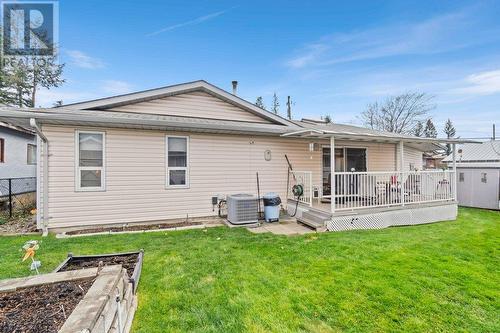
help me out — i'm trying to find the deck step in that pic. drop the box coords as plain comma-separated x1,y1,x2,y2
302,210,331,222
296,216,327,232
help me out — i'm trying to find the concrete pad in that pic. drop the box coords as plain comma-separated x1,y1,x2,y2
248,220,314,235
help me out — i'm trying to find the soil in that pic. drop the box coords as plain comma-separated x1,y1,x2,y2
0,215,38,234
59,253,139,277
0,278,94,333
66,220,203,235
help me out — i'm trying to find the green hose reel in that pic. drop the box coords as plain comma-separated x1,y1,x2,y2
292,184,304,198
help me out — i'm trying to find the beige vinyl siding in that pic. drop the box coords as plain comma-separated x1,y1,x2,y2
331,141,397,171
108,91,273,124
41,125,404,229
396,145,424,171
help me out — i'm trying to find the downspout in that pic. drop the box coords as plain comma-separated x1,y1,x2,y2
30,118,49,235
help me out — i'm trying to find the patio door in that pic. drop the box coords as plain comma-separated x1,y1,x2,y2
345,148,367,172
322,147,366,198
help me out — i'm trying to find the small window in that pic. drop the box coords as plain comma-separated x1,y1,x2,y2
166,136,189,188
76,131,105,191
481,173,487,183
459,172,464,182
27,144,36,165
0,138,4,163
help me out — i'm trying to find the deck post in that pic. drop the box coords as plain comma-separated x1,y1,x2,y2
399,140,404,171
399,140,404,206
452,143,457,201
330,135,335,214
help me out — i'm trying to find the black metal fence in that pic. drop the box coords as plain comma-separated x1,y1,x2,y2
0,177,36,217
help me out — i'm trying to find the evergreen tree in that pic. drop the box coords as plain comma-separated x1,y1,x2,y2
0,68,16,106
255,96,266,110
443,119,456,155
324,115,332,123
0,27,64,107
424,119,437,138
271,93,279,115
413,121,424,137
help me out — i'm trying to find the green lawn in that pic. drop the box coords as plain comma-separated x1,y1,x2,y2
0,207,499,332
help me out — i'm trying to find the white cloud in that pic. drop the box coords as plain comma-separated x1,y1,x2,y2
101,80,133,95
36,89,98,107
286,9,499,69
451,70,500,95
147,9,230,36
66,50,105,69
286,43,328,68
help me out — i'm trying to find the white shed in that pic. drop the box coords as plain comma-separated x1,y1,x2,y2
443,141,500,210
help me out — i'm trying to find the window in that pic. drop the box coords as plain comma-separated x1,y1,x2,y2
0,138,4,163
459,172,464,182
27,144,36,165
481,173,487,183
76,131,105,191
166,136,189,188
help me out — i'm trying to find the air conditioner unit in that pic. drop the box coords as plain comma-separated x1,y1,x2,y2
227,194,258,225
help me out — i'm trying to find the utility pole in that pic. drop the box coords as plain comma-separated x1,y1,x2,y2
286,96,292,120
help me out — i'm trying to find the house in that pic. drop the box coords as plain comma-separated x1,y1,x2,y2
0,121,37,179
0,80,474,233
442,141,500,210
423,152,447,170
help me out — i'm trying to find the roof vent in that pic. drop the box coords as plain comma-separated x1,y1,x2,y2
231,81,238,95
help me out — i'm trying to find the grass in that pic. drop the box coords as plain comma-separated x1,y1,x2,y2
0,207,498,332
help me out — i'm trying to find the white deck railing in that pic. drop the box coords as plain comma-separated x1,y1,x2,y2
332,170,456,211
288,171,313,206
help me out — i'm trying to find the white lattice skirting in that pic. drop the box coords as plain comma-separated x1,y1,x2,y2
326,203,458,232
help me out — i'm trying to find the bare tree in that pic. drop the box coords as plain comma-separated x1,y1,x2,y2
360,92,435,134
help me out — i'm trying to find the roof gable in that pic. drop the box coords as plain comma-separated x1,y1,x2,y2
62,80,294,126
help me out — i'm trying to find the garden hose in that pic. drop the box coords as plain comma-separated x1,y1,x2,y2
290,184,304,217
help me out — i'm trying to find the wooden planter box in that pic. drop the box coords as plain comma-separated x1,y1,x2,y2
53,250,144,294
0,265,137,333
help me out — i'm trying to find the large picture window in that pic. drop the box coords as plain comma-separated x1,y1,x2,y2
76,131,105,191
166,136,189,188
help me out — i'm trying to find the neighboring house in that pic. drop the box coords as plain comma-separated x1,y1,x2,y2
0,81,473,233
423,152,447,170
443,141,500,210
0,121,37,179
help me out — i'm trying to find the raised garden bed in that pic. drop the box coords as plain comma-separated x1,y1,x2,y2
0,265,137,333
53,250,144,293
0,277,94,333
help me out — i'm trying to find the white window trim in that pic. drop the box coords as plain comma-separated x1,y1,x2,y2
166,135,189,189
27,143,37,165
75,130,106,192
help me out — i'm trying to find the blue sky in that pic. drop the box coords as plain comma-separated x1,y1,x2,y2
41,0,500,138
